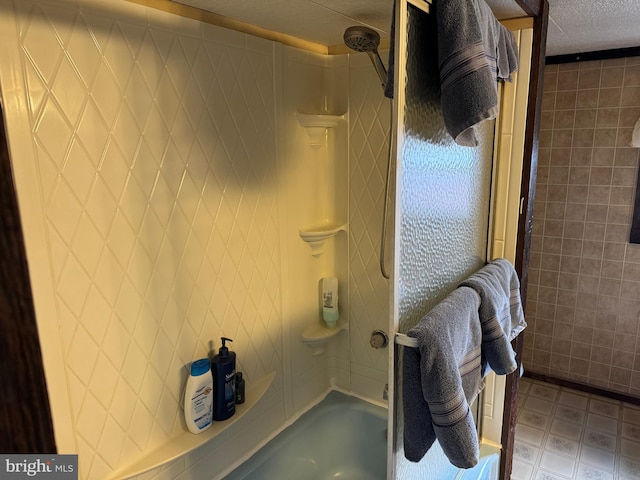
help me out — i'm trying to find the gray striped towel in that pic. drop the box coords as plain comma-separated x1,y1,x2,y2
437,0,519,146
460,258,527,375
403,286,483,468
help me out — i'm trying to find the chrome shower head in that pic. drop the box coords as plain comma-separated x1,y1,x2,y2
343,26,388,90
343,26,381,53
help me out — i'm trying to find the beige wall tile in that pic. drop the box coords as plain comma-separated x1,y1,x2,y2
579,60,603,70
565,203,587,221
607,205,631,224
586,204,608,223
567,184,589,202
578,68,601,89
569,166,590,184
588,361,611,382
614,148,640,166
610,186,634,205
621,280,640,300
543,236,564,254
623,65,640,86
594,128,618,147
621,85,640,106
544,71,558,91
592,147,615,166
553,129,574,147
590,167,614,185
619,106,640,126
588,186,611,205
598,87,622,107
554,110,575,129
601,260,624,279
557,91,578,110
602,58,626,68
592,346,613,364
551,147,573,165
558,70,579,90
605,224,629,242
612,356,634,376
601,67,625,87
548,184,569,202
575,109,597,128
571,342,592,360
626,244,640,262
541,110,555,129
598,278,621,296
509,57,640,396
616,127,635,147
612,167,638,186
596,108,620,128
573,128,595,147
576,89,599,108
542,91,557,111
560,255,582,273
603,241,627,261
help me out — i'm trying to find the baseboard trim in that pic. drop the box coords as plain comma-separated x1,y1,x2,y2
523,371,640,406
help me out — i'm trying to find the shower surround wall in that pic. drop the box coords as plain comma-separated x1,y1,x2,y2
0,0,390,478
524,56,640,398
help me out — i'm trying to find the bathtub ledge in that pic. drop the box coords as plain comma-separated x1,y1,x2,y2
107,371,276,480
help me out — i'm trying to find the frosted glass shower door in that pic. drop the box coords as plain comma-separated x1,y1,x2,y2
389,1,496,478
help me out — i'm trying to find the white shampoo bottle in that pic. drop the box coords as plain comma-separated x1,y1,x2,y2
322,276,339,328
184,358,213,434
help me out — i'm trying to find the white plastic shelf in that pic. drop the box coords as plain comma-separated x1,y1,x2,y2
302,322,348,356
298,223,347,256
296,112,344,148
110,372,276,480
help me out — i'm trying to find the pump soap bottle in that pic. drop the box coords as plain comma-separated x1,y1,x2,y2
211,337,236,421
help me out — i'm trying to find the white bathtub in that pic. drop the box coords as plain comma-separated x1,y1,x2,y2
224,391,387,479
223,390,499,480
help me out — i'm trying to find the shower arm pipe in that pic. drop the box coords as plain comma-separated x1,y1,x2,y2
368,51,389,90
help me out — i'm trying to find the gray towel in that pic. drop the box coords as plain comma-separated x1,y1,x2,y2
438,0,519,146
403,286,482,468
459,258,527,375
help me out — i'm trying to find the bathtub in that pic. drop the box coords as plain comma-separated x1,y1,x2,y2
223,390,387,479
223,390,499,480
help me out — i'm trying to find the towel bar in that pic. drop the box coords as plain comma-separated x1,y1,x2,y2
394,332,419,348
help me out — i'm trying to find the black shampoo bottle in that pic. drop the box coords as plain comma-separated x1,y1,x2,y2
211,337,236,420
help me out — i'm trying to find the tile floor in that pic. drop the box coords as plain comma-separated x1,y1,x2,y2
512,378,640,480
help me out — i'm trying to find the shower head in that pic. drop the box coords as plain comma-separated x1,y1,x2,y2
343,26,388,90
343,26,381,53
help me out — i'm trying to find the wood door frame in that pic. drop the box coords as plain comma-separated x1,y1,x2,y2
0,99,57,454
499,1,548,479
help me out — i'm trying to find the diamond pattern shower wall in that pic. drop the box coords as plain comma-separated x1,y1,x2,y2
348,57,391,391
10,0,283,477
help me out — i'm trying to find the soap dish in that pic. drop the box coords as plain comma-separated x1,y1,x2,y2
302,322,348,355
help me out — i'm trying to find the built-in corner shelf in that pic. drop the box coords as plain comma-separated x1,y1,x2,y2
109,372,276,480
302,322,348,356
299,223,347,257
296,112,344,148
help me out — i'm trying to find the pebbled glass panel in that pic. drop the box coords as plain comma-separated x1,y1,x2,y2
393,3,495,478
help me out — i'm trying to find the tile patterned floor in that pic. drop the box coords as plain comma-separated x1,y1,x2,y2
512,378,640,480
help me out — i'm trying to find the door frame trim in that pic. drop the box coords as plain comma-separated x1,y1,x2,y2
500,1,549,479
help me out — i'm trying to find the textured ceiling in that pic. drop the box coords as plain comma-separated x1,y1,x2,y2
171,0,640,57
546,0,640,56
